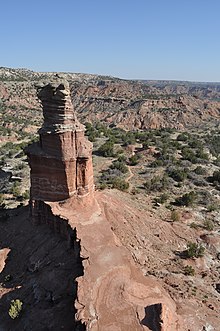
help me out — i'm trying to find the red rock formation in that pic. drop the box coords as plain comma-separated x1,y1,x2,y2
25,80,184,330
26,80,94,206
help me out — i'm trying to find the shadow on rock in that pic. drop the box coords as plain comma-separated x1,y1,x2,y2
0,205,85,331
141,303,162,331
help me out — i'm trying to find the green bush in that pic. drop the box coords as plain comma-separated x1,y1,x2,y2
203,220,214,231
98,140,115,157
196,148,209,160
185,242,205,258
171,210,180,222
181,147,198,163
11,182,21,198
207,203,219,212
110,160,128,174
156,193,169,204
168,167,188,182
212,170,220,184
183,265,195,276
150,159,165,168
177,132,189,141
144,175,169,192
8,299,23,319
112,177,129,191
194,166,207,175
175,191,197,207
121,132,136,146
129,154,139,166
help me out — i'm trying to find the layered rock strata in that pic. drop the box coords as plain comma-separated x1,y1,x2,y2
26,81,183,330
26,81,94,210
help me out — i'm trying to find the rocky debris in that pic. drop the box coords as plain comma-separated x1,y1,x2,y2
26,80,94,205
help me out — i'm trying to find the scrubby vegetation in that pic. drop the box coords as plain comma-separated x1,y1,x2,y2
8,299,23,319
185,242,205,259
85,122,219,254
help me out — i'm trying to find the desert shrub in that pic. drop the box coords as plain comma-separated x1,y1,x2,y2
14,162,25,171
185,242,205,258
207,203,219,212
142,141,149,149
111,177,129,191
188,138,203,149
183,265,195,276
129,154,140,166
144,174,169,192
175,191,197,207
195,148,209,161
187,172,208,187
100,168,122,183
177,132,189,141
85,122,111,141
211,170,220,184
4,274,12,282
196,190,213,206
203,220,214,231
10,182,21,198
194,166,207,175
167,167,188,182
171,140,181,149
85,123,99,142
22,190,29,200
110,160,128,174
190,222,200,229
98,140,115,157
156,193,169,204
8,299,23,319
97,182,108,190
117,154,127,162
121,132,136,146
181,147,198,163
150,159,165,168
171,210,180,222
206,134,220,157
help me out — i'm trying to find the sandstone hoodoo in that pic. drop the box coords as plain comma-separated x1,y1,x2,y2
26,80,94,204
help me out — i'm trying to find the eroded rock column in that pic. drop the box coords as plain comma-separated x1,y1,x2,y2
26,80,94,222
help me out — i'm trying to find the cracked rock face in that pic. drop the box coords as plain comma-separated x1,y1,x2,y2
26,80,94,204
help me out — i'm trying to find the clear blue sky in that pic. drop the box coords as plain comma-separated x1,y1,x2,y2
1,0,219,81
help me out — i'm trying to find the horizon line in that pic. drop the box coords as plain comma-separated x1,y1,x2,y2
1,66,220,84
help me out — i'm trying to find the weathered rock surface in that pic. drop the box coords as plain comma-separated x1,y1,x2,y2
50,195,183,331
26,80,94,204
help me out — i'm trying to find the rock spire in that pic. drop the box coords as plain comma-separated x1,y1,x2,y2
26,80,94,204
